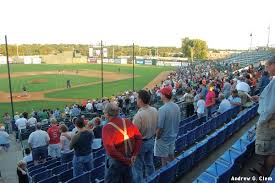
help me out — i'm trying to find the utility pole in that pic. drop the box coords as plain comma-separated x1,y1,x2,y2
5,35,15,121
267,25,271,48
132,43,135,91
249,33,253,51
101,40,104,97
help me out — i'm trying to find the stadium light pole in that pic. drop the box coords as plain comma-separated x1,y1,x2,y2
5,35,15,121
101,40,104,98
267,25,270,48
132,43,135,91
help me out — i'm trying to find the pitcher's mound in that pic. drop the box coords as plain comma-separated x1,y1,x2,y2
28,79,48,84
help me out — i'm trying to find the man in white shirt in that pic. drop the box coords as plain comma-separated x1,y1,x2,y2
197,95,206,118
236,77,251,105
27,115,37,127
15,115,27,133
28,123,50,165
217,93,232,114
86,101,93,112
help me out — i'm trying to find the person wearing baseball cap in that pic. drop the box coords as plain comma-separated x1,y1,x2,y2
154,86,181,167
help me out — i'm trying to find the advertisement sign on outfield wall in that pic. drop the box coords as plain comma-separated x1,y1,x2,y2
114,59,121,64
0,56,12,64
136,59,144,64
144,60,152,65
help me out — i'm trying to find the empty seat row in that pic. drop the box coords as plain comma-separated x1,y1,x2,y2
143,104,258,183
193,122,257,182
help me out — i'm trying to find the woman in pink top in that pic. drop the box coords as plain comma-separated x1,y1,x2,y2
205,84,216,119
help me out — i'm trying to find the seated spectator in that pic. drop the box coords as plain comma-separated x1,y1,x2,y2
196,95,206,118
59,124,73,164
28,123,50,165
86,100,93,112
53,108,61,120
47,118,61,158
17,160,28,183
23,148,33,163
236,76,251,105
70,117,94,177
259,71,270,93
70,105,81,117
228,89,242,108
0,126,11,152
217,93,231,114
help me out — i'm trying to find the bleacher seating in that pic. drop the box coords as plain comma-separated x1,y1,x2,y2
193,111,257,183
142,104,258,183
24,104,258,183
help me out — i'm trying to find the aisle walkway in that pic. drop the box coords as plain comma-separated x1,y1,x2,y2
0,133,23,183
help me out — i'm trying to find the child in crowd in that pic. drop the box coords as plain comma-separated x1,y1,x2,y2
17,160,29,183
23,148,33,163
196,95,206,118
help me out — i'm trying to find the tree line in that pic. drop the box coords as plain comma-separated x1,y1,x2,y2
0,38,209,59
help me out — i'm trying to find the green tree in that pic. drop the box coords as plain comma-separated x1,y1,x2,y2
181,37,208,60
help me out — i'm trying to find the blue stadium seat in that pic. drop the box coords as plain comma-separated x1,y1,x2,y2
158,159,178,183
51,164,68,175
143,172,159,183
185,122,193,133
178,126,186,137
267,169,275,183
43,158,58,167
203,121,211,135
66,171,90,183
195,125,204,141
207,134,217,153
195,172,217,183
61,151,74,164
205,161,231,183
38,175,58,183
154,156,162,168
90,163,105,183
224,121,234,138
67,161,73,169
186,128,196,147
209,118,217,131
94,148,106,158
194,141,208,163
175,135,186,153
58,168,73,183
216,130,226,146
176,150,194,177
28,164,43,172
29,167,47,177
46,161,61,170
32,169,52,183
93,155,105,168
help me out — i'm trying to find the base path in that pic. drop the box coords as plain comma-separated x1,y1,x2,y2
144,71,172,89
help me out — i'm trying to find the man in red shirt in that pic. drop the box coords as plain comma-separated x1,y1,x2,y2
102,102,142,183
47,118,61,158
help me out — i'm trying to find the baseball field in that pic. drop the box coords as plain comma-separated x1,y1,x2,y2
0,63,173,117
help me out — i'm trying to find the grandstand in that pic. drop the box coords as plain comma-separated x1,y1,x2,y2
0,50,275,183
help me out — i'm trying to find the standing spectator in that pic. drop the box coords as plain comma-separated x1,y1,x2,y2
223,78,231,99
47,118,61,158
249,56,275,179
133,90,158,181
86,100,93,112
154,86,181,166
23,148,33,163
205,84,216,119
102,103,142,183
3,113,11,134
27,114,37,128
28,123,50,165
15,115,27,134
181,87,194,117
217,93,231,114
259,71,270,93
228,89,242,108
70,105,81,118
14,112,20,122
196,95,206,118
53,108,61,120
59,124,73,164
0,126,11,152
17,160,29,183
70,117,94,177
90,117,103,139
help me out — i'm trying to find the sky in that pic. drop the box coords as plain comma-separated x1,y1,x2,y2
0,0,274,49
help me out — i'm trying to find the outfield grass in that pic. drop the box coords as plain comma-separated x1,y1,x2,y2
0,74,99,92
0,64,173,116
45,65,170,99
0,101,72,118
